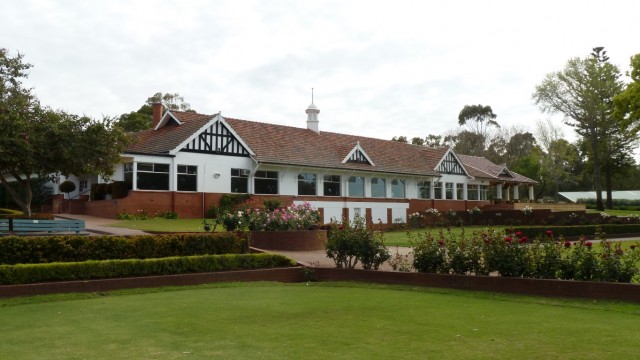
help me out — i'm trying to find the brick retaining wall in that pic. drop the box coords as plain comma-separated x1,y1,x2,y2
1,267,639,303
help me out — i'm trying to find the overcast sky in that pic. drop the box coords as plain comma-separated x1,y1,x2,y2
3,0,639,145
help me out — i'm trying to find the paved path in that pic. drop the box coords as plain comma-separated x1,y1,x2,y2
54,214,148,236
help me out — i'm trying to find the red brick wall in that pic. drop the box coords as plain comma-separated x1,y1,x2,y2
74,191,492,220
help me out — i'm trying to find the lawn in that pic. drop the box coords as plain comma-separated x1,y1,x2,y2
106,218,212,232
1,282,638,359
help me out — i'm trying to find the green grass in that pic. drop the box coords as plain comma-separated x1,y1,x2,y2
106,218,213,232
1,282,638,359
601,209,640,216
383,226,505,247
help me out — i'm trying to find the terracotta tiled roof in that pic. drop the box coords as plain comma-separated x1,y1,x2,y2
225,117,444,177
125,111,214,155
125,110,444,177
457,154,537,184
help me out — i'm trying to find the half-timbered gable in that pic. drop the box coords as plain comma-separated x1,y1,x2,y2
342,142,375,165
180,118,252,157
436,149,468,176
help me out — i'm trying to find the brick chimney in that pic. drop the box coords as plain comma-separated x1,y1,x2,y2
152,102,163,128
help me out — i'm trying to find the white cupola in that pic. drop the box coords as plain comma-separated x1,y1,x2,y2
306,90,320,133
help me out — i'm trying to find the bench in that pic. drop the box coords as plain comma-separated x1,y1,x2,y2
0,219,88,235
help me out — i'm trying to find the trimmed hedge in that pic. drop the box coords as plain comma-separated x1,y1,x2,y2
0,253,297,285
512,224,640,239
0,233,246,265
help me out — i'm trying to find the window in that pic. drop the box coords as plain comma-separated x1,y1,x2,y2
371,177,386,198
79,180,88,193
433,182,442,199
445,182,454,199
231,169,249,193
348,176,364,197
480,185,489,200
467,184,479,200
456,184,464,200
323,175,341,196
298,173,316,195
254,170,278,194
418,181,431,199
124,162,133,190
391,179,405,198
177,165,197,191
137,162,170,190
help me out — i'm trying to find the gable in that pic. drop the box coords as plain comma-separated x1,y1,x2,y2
342,142,375,166
436,150,466,175
154,112,182,130
180,118,251,157
499,167,514,177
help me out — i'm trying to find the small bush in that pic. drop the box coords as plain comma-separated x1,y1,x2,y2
58,180,76,195
325,216,390,270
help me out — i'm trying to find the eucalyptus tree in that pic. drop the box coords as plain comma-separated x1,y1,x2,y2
457,104,499,150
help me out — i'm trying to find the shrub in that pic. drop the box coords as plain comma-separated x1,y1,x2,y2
58,180,76,195
91,183,107,200
262,198,282,212
412,231,448,273
0,233,245,265
482,229,529,277
412,227,640,283
525,239,563,279
325,216,390,269
0,253,296,285
110,181,129,199
219,202,321,232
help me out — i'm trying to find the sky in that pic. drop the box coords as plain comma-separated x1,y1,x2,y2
3,0,640,145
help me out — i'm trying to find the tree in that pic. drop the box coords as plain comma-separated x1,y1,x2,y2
424,134,444,148
533,47,625,210
59,180,76,198
410,137,424,146
445,130,485,156
391,136,408,143
147,92,192,111
115,92,193,132
457,104,500,149
0,49,129,216
614,53,640,127
535,119,578,200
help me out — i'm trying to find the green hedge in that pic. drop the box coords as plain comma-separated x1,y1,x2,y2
0,253,296,285
0,233,246,265
512,224,640,239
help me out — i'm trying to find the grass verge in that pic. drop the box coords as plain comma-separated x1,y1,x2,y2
1,282,638,359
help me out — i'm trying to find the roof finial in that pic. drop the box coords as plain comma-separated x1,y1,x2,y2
306,88,320,133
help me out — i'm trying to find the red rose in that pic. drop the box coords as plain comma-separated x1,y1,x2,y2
564,241,572,248
585,241,592,247
545,230,553,238
505,236,512,242
519,237,528,243
515,231,522,237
